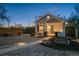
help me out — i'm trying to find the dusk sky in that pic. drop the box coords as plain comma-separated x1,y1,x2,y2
3,3,77,27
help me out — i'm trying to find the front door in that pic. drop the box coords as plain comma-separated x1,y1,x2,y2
47,25,54,36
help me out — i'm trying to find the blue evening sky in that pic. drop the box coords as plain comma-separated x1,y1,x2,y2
4,3,77,26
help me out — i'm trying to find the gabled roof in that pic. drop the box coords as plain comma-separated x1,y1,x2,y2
36,13,65,24
46,18,62,23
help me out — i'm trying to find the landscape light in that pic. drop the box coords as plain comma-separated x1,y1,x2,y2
15,41,26,46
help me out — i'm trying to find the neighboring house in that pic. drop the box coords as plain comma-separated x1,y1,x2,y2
35,14,65,37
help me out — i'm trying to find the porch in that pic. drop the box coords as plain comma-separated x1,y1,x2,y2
35,22,65,37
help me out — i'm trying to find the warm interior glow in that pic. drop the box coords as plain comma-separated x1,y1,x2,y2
47,25,51,34
47,26,51,29
54,28,63,32
53,23,63,32
39,25,43,32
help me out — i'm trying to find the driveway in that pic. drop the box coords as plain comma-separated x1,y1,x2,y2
0,34,49,55
1,35,79,56
1,44,79,56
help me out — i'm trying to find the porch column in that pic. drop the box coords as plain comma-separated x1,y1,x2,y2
43,20,47,36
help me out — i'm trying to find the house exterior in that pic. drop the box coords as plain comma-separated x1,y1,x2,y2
35,14,65,37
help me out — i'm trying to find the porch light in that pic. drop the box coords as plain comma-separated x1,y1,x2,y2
47,26,51,29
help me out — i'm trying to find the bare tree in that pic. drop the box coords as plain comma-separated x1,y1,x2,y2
68,4,79,39
0,4,10,27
